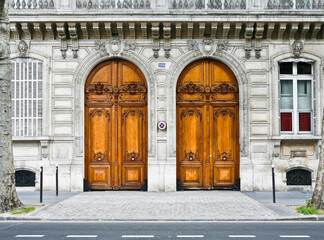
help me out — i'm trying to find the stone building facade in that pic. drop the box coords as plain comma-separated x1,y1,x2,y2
8,0,324,192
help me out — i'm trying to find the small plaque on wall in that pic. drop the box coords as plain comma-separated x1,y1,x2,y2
158,63,166,69
158,121,167,130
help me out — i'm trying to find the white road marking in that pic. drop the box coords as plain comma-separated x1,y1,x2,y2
228,235,256,238
177,235,204,238
66,235,98,238
280,236,310,238
122,235,154,238
15,235,44,238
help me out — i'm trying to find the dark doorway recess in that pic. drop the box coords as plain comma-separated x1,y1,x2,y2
287,169,311,185
15,170,36,187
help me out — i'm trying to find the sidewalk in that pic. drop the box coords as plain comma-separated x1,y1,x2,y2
0,190,322,221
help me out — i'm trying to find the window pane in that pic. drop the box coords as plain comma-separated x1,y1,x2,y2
280,80,293,109
297,62,311,74
299,113,311,131
298,80,311,109
280,62,293,74
281,113,292,131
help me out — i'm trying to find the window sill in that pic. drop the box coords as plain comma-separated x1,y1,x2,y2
271,135,322,140
12,136,51,141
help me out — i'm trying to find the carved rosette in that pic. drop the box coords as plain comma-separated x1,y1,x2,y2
184,151,199,161
91,151,108,162
126,151,140,161
217,150,232,161
180,109,202,120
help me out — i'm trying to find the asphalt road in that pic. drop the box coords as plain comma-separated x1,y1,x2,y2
0,221,323,240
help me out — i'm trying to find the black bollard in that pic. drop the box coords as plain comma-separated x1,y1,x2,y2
40,166,43,203
56,165,58,196
272,165,276,203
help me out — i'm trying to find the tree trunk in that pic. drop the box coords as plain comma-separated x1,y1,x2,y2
0,0,22,213
312,110,324,210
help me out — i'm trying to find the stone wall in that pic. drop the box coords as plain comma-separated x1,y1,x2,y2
10,34,323,191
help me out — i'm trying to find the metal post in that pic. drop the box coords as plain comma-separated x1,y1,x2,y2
272,165,276,203
40,166,43,203
56,165,58,196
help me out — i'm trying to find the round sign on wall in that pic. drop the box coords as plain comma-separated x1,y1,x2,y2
158,121,167,130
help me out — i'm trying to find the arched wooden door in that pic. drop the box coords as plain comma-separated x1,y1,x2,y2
176,59,239,190
85,59,147,190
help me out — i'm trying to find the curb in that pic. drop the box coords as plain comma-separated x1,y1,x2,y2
0,216,323,222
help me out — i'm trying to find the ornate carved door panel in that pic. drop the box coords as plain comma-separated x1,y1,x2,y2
176,60,239,190
85,60,147,190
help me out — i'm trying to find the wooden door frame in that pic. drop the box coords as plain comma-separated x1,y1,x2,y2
175,59,241,190
83,59,148,190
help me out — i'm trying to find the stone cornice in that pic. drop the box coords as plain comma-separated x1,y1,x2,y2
9,21,324,41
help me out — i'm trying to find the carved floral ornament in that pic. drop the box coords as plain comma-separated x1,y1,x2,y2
94,39,137,56
122,109,144,120
86,82,146,95
177,81,204,94
184,151,199,161
187,39,229,56
214,109,234,118
86,82,112,95
180,109,202,120
212,82,238,94
178,81,238,95
89,109,110,119
91,151,107,162
217,150,232,161
119,82,147,94
127,151,140,161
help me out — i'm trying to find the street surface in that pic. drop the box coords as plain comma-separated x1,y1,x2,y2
0,221,323,240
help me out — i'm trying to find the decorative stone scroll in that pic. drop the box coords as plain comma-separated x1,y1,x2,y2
215,40,228,56
95,40,108,56
57,24,67,59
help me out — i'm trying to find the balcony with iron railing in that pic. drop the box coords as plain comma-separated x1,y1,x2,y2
8,0,324,11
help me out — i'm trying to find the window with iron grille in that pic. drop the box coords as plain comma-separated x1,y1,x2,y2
11,58,43,137
279,61,314,134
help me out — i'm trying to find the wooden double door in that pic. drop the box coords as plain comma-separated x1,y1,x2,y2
177,59,240,190
85,60,147,190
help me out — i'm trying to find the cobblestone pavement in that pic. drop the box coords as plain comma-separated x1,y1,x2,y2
30,191,281,220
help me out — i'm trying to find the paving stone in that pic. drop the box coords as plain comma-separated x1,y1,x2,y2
30,191,279,220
